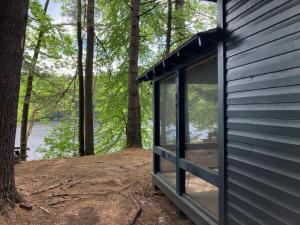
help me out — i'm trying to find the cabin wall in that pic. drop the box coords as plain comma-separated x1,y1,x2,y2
223,1,300,224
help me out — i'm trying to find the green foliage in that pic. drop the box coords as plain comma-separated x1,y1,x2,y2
21,0,217,159
19,0,76,122
187,84,218,133
37,120,78,159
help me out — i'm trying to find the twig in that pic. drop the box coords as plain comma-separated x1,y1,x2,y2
187,5,217,23
51,181,139,199
51,191,114,198
53,74,77,109
124,0,132,9
37,206,51,214
67,181,81,188
141,0,157,5
94,32,113,78
139,2,160,17
31,183,63,195
49,199,66,206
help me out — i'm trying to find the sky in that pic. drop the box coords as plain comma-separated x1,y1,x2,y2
37,0,75,76
40,0,64,23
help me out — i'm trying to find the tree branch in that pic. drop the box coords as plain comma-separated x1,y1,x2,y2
141,0,157,5
187,5,217,23
94,32,113,78
124,0,132,9
139,2,159,17
53,74,77,108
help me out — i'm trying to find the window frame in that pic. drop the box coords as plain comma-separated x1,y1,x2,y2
152,53,220,222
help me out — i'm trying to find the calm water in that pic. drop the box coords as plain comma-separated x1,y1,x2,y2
14,123,55,161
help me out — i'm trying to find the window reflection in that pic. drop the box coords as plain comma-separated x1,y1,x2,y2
184,56,219,171
160,75,176,152
186,172,219,216
159,158,176,188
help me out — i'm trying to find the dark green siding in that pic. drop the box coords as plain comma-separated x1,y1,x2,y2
224,1,300,224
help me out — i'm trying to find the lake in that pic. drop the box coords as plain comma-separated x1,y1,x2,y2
14,122,55,161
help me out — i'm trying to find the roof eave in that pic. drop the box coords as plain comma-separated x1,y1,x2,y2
138,28,219,82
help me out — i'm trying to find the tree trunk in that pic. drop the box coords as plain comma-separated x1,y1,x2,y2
84,0,95,155
160,0,173,145
175,0,184,9
165,0,172,56
77,0,85,156
174,0,185,44
0,0,29,204
126,0,142,148
20,0,50,160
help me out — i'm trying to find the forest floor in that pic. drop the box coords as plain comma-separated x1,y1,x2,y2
0,149,194,225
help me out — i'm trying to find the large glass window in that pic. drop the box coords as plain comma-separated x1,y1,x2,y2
155,55,219,221
160,75,176,152
184,57,218,171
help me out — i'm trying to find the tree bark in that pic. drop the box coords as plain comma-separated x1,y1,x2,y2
126,0,142,148
165,0,172,56
175,0,184,9
174,0,185,44
20,0,50,160
160,0,173,145
84,0,95,155
0,0,29,204
77,0,85,156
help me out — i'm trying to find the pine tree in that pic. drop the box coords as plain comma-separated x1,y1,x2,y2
77,0,85,156
126,0,142,148
84,0,95,155
0,0,29,205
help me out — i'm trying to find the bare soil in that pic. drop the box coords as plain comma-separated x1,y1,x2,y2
0,149,194,225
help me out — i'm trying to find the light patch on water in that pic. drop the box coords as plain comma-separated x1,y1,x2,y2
14,122,56,161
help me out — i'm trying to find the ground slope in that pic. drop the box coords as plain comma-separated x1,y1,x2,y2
1,149,193,225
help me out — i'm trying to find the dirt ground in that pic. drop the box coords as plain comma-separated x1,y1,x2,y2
0,149,194,225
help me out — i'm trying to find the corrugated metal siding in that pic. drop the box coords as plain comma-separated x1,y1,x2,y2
224,1,300,224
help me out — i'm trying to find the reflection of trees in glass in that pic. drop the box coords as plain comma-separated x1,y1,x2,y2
160,82,176,145
186,84,218,143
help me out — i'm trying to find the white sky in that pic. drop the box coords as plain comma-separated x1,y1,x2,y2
40,0,64,23
37,0,76,76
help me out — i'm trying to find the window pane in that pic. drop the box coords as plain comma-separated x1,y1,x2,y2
184,57,218,171
186,172,218,217
160,75,176,152
159,158,176,188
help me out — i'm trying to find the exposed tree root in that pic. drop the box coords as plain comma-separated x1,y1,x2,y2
126,196,142,225
0,189,22,219
31,183,63,195
0,190,22,204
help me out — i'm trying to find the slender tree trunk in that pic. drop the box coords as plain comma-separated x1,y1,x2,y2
84,0,95,155
0,0,29,204
165,0,172,56
77,0,85,156
160,0,173,145
20,0,50,160
126,0,142,148
174,0,185,44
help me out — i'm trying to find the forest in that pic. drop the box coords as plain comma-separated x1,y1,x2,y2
17,0,217,159
0,0,217,224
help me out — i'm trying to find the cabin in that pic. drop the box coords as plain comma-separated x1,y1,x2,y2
138,1,300,225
